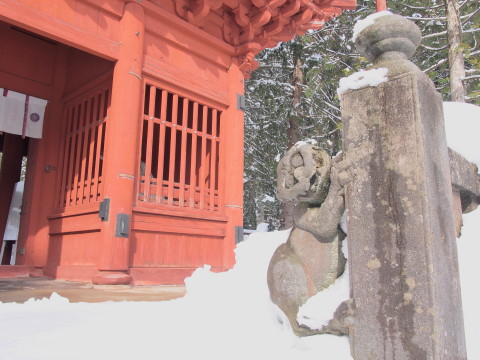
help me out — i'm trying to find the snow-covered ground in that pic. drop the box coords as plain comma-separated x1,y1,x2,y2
0,229,353,360
0,102,479,360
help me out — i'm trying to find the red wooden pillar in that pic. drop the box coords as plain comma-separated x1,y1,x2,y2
95,1,144,283
18,45,68,269
222,59,245,268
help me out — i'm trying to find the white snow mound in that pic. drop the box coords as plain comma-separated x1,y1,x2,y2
443,101,480,169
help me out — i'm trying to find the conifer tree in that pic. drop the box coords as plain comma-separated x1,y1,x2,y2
243,0,479,230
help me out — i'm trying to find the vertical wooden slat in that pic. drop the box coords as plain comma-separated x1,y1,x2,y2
216,112,223,211
79,97,92,204
55,83,111,208
72,101,86,205
167,94,179,205
93,90,106,201
85,93,99,202
189,102,199,208
156,89,168,203
96,89,109,199
209,109,218,210
179,98,188,207
133,84,222,212
199,105,208,209
64,104,76,207
135,83,147,205
143,86,156,202
203,111,211,207
66,102,81,206
58,105,73,208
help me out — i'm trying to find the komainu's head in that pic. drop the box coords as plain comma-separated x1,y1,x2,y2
276,143,331,205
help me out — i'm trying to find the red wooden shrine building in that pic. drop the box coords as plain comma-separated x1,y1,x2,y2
0,0,356,285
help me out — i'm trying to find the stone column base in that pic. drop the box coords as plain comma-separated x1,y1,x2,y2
92,271,132,285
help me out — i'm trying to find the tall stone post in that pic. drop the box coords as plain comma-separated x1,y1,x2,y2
341,15,467,359
95,1,145,284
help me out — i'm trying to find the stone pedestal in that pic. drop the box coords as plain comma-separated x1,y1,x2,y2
341,14,467,359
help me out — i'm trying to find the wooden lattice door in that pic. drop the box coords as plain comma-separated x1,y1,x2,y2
137,81,223,213
56,82,110,209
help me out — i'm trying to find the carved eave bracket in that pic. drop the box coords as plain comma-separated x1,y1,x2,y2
171,0,357,77
236,43,262,78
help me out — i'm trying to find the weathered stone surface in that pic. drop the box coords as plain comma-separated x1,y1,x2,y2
449,148,480,236
355,14,422,64
449,148,480,213
342,14,467,360
276,144,332,205
268,144,348,336
91,272,132,285
321,299,354,336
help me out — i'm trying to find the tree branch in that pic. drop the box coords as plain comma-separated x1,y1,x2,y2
423,30,447,39
423,57,449,73
404,3,444,10
420,43,448,51
463,75,480,81
461,8,480,24
407,15,446,21
422,27,480,40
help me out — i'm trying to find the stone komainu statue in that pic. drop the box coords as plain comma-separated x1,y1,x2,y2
267,143,350,336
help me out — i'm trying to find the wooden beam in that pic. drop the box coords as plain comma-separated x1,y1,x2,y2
327,0,357,10
0,0,120,61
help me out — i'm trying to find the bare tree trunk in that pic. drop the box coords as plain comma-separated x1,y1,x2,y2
287,58,303,148
280,57,303,230
255,197,265,227
445,0,466,102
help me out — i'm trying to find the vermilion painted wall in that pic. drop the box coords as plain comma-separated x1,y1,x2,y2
0,0,243,284
63,48,113,97
0,0,356,284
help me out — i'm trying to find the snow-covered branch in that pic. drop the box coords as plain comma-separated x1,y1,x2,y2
459,0,470,9
407,15,446,22
423,57,449,73
404,3,444,10
465,93,480,100
464,28,480,35
316,126,341,139
423,27,480,40
461,8,480,24
463,75,480,81
420,43,448,51
257,64,294,70
423,30,447,39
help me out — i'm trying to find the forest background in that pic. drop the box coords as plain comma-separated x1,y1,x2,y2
243,0,480,230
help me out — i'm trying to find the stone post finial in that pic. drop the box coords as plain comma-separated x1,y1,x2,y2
355,14,423,76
